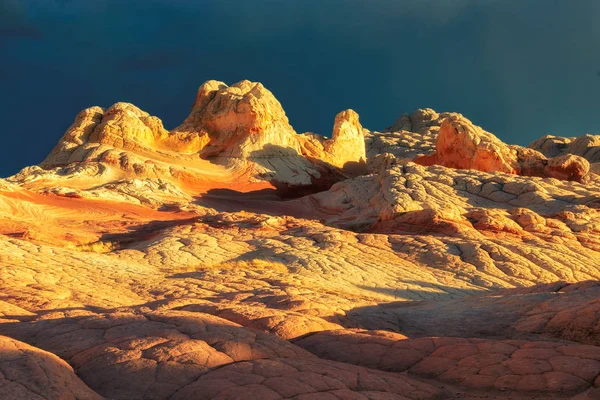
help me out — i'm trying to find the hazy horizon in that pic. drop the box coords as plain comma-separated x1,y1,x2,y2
2,0,600,176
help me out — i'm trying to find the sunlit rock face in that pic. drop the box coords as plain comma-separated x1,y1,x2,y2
416,113,590,182
2,82,600,399
40,80,366,196
175,80,301,158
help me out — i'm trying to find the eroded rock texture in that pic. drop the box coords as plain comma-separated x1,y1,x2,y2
1,81,600,399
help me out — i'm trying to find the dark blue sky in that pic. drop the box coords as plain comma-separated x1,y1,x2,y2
2,0,600,177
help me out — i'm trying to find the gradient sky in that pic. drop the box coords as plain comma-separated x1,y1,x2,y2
2,0,600,177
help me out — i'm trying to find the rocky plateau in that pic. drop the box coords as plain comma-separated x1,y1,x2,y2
1,80,600,399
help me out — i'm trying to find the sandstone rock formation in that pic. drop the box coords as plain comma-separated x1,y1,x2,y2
174,80,300,159
417,114,590,182
1,82,600,399
40,80,366,195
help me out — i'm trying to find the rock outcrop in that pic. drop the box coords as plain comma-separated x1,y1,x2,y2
367,108,443,161
40,80,366,195
416,114,590,182
301,109,366,170
174,80,299,158
531,134,600,163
